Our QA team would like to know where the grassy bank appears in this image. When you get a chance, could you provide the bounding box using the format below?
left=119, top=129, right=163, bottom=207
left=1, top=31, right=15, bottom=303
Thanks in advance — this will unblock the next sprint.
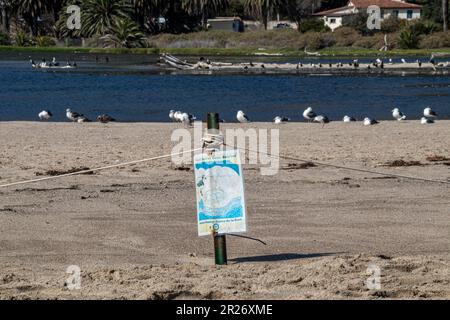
left=3, top=45, right=450, bottom=58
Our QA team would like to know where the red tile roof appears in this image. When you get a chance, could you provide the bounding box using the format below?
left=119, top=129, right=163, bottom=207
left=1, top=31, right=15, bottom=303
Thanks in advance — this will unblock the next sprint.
left=350, top=0, right=422, bottom=9
left=314, top=0, right=421, bottom=16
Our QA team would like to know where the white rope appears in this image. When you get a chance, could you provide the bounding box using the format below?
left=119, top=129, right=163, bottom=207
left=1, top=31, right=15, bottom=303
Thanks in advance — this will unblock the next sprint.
left=227, top=144, right=450, bottom=186
left=0, top=148, right=203, bottom=189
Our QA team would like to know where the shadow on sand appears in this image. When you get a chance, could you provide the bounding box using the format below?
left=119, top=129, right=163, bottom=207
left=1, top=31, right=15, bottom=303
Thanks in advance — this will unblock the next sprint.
left=231, top=252, right=341, bottom=263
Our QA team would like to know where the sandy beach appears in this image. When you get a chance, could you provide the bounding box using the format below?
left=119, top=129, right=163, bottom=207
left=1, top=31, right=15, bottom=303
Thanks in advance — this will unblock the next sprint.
left=0, top=121, right=449, bottom=299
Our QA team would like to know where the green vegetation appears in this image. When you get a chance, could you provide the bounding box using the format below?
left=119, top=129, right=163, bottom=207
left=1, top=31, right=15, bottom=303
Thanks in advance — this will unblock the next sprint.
left=0, top=0, right=449, bottom=53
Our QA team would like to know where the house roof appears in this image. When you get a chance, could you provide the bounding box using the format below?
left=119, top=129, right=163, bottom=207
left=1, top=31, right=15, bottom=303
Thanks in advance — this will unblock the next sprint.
left=314, top=0, right=421, bottom=16
left=350, top=0, right=422, bottom=9
left=312, top=6, right=355, bottom=16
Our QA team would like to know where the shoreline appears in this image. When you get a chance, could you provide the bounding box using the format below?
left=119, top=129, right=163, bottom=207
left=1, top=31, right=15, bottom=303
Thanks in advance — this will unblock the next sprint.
left=3, top=45, right=450, bottom=58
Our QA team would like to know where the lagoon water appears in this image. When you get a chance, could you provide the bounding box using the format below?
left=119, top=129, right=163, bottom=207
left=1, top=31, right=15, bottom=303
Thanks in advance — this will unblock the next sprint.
left=0, top=54, right=449, bottom=122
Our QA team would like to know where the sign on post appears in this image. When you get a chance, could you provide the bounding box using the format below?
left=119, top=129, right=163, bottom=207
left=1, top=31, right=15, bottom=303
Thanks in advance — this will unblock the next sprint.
left=194, top=149, right=246, bottom=236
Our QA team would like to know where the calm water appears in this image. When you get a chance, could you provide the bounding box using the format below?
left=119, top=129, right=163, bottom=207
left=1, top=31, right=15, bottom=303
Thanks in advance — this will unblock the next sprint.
left=1, top=54, right=450, bottom=122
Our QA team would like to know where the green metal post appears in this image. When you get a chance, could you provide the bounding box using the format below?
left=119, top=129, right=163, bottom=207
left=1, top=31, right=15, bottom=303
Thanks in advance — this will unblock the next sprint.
left=207, top=113, right=227, bottom=265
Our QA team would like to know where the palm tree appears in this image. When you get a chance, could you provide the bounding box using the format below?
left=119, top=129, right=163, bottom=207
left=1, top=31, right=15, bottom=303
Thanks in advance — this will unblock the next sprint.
left=182, top=0, right=230, bottom=29
left=0, top=0, right=13, bottom=33
left=244, top=0, right=282, bottom=30
left=443, top=0, right=448, bottom=31
left=131, top=0, right=167, bottom=28
left=14, top=0, right=50, bottom=36
left=82, top=0, right=132, bottom=37
left=101, top=18, right=146, bottom=47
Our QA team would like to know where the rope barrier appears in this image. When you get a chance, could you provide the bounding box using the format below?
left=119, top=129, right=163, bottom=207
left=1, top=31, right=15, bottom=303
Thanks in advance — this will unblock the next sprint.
left=0, top=148, right=203, bottom=189
left=225, top=144, right=450, bottom=186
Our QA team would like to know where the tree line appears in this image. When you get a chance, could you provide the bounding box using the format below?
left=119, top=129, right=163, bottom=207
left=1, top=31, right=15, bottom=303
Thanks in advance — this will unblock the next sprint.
left=0, top=0, right=449, bottom=48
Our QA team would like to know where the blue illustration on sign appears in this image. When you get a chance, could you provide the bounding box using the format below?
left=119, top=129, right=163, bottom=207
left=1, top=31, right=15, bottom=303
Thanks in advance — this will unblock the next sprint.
left=194, top=150, right=246, bottom=236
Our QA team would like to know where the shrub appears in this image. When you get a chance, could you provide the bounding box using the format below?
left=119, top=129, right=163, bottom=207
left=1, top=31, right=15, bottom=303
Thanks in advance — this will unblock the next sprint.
left=0, top=32, right=10, bottom=45
left=409, top=20, right=441, bottom=35
left=419, top=32, right=450, bottom=49
left=398, top=28, right=420, bottom=49
left=333, top=27, right=361, bottom=46
left=15, top=31, right=29, bottom=47
left=298, top=19, right=330, bottom=33
left=380, top=17, right=402, bottom=33
left=35, top=36, right=56, bottom=47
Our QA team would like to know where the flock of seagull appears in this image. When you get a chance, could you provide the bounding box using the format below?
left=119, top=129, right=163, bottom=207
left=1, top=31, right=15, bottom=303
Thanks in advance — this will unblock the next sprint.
left=38, top=106, right=438, bottom=125
left=236, top=106, right=438, bottom=126
left=38, top=109, right=116, bottom=123
left=168, top=106, right=438, bottom=126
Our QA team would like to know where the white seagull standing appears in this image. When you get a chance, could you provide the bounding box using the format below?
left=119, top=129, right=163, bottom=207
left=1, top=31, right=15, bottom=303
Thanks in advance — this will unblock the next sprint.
left=302, top=107, right=317, bottom=122
left=38, top=110, right=52, bottom=120
left=421, top=117, right=434, bottom=124
left=363, top=117, right=379, bottom=126
left=169, top=110, right=176, bottom=122
left=343, top=115, right=356, bottom=122
left=180, top=112, right=196, bottom=126
left=313, top=115, right=330, bottom=126
left=392, top=108, right=406, bottom=121
left=424, top=107, right=437, bottom=118
left=273, top=116, right=290, bottom=124
left=236, top=110, right=250, bottom=123
left=66, top=108, right=81, bottom=122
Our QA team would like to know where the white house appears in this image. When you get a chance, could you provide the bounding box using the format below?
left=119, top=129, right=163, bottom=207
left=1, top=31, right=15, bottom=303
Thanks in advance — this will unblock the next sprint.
left=313, top=0, right=422, bottom=31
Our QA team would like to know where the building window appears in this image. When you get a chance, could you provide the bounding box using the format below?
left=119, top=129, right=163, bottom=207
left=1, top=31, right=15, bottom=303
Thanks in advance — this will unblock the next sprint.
left=380, top=10, right=385, bottom=19
left=330, top=18, right=336, bottom=24
left=407, top=10, right=413, bottom=19
left=393, top=10, right=399, bottom=18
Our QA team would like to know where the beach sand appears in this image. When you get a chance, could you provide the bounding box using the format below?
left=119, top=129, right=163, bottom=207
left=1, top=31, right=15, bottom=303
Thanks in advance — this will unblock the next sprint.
left=0, top=121, right=449, bottom=299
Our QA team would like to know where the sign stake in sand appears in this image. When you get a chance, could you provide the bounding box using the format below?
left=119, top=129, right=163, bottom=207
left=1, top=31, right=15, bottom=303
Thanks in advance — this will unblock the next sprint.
left=208, top=113, right=227, bottom=265
left=194, top=113, right=247, bottom=265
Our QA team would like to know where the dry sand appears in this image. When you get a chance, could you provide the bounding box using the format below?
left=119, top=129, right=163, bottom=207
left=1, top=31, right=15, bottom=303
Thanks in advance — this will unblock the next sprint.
left=0, top=121, right=449, bottom=300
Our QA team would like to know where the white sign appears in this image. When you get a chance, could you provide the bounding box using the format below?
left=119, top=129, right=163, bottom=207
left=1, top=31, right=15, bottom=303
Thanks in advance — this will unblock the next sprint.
left=194, top=149, right=246, bottom=236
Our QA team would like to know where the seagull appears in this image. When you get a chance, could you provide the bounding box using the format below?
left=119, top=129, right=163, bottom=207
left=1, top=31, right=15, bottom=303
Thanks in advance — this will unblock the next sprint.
left=169, top=110, right=176, bottom=122
left=421, top=117, right=434, bottom=124
left=343, top=115, right=356, bottom=122
left=77, top=116, right=91, bottom=123
left=401, top=58, right=407, bottom=64
left=313, top=115, right=330, bottom=126
left=424, top=107, right=437, bottom=118
left=97, top=114, right=116, bottom=123
left=66, top=108, right=81, bottom=122
left=236, top=110, right=250, bottom=123
left=392, top=108, right=406, bottom=121
left=38, top=110, right=52, bottom=120
left=173, top=111, right=183, bottom=122
left=273, top=116, right=290, bottom=124
left=51, top=57, right=59, bottom=66
left=302, top=107, right=317, bottom=122
left=180, top=112, right=195, bottom=126
left=363, top=117, right=379, bottom=126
